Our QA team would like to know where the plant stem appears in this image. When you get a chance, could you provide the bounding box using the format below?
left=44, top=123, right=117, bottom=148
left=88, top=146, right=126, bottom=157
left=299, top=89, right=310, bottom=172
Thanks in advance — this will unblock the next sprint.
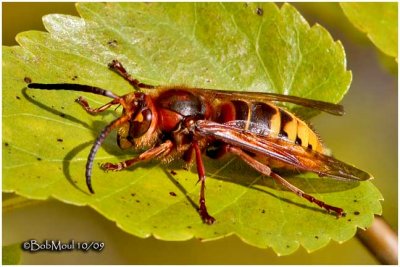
left=357, top=216, right=398, bottom=265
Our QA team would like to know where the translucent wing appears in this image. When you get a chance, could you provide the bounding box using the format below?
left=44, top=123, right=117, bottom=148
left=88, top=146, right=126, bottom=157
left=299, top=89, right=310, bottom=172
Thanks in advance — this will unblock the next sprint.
left=195, top=120, right=371, bottom=181
left=191, top=88, right=344, bottom=116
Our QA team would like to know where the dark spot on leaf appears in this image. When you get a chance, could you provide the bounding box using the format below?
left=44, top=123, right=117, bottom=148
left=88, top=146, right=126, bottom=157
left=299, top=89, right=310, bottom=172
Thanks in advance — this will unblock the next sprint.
left=4, top=142, right=9, bottom=147
left=261, top=209, right=265, bottom=214
left=353, top=199, right=358, bottom=202
left=256, top=7, right=263, bottom=16
left=16, top=95, right=21, bottom=100
left=354, top=211, right=360, bottom=215
left=36, top=176, right=41, bottom=179
left=126, top=214, right=130, bottom=218
left=131, top=193, right=136, bottom=197
left=170, top=170, right=177, bottom=175
left=24, top=77, right=32, bottom=83
left=72, top=75, right=78, bottom=81
left=348, top=219, right=352, bottom=222
left=31, top=95, right=35, bottom=98
left=61, top=106, right=65, bottom=110
left=169, top=192, right=177, bottom=197
left=286, top=245, right=290, bottom=248
left=60, top=113, right=66, bottom=118
left=62, top=147, right=65, bottom=150
left=107, top=39, right=118, bottom=47
left=315, top=236, right=319, bottom=239
left=37, top=157, right=42, bottom=161
left=135, top=199, right=141, bottom=203
left=147, top=202, right=150, bottom=206
left=57, top=138, right=63, bottom=143
left=187, top=226, right=192, bottom=229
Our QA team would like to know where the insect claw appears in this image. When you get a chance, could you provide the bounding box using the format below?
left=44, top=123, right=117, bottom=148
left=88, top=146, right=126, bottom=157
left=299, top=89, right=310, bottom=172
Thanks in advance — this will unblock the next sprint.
left=100, top=163, right=109, bottom=171
left=101, top=162, right=124, bottom=172
left=199, top=204, right=216, bottom=224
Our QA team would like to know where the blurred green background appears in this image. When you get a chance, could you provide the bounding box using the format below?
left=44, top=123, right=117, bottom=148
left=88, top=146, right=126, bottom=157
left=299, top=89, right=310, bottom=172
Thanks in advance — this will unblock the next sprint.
left=3, top=2, right=397, bottom=264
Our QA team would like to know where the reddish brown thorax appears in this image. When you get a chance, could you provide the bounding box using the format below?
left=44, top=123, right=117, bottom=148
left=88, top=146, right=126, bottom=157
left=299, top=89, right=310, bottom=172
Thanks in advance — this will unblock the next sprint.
left=153, top=88, right=213, bottom=132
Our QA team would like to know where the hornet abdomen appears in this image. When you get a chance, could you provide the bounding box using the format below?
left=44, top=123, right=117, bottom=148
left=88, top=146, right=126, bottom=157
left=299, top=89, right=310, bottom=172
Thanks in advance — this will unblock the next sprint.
left=216, top=100, right=324, bottom=153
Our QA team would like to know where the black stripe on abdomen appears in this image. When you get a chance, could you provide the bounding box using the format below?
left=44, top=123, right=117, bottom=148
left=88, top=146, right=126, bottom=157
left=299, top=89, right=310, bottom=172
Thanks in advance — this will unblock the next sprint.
left=279, top=109, right=293, bottom=138
left=250, top=102, right=277, bottom=130
left=231, top=100, right=249, bottom=121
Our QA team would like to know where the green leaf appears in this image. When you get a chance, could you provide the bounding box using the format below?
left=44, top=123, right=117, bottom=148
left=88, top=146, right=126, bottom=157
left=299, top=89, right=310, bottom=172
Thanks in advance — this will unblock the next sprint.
left=340, top=3, right=398, bottom=60
left=3, top=3, right=382, bottom=255
left=2, top=244, right=22, bottom=265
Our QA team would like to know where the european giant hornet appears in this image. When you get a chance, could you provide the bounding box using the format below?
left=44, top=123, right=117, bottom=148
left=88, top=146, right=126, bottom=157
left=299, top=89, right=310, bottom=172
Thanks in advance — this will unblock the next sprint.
left=28, top=60, right=371, bottom=224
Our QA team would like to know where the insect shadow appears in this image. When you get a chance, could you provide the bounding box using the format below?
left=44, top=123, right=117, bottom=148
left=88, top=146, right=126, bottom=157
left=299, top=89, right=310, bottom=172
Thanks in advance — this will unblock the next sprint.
left=163, top=168, right=199, bottom=212
left=22, top=87, right=90, bottom=128
left=22, top=87, right=119, bottom=130
left=62, top=141, right=93, bottom=195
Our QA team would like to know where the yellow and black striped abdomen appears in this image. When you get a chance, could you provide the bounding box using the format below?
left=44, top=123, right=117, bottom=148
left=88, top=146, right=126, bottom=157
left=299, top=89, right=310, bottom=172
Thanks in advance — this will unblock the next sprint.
left=277, top=108, right=323, bottom=153
left=216, top=100, right=324, bottom=153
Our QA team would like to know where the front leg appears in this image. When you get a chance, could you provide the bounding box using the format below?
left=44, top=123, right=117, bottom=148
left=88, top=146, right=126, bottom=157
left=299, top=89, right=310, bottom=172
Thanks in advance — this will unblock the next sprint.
left=108, top=60, right=155, bottom=90
left=101, top=140, right=173, bottom=171
left=75, top=97, right=121, bottom=115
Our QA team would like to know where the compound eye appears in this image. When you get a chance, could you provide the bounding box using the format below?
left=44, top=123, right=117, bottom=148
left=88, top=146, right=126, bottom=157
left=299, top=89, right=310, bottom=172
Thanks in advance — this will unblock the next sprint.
left=130, top=108, right=152, bottom=138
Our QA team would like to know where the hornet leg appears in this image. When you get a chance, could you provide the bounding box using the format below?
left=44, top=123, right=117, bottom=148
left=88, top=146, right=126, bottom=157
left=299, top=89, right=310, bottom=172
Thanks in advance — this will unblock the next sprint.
left=101, top=140, right=173, bottom=171
left=192, top=140, right=216, bottom=224
left=228, top=146, right=344, bottom=217
left=75, top=97, right=121, bottom=115
left=108, top=60, right=155, bottom=90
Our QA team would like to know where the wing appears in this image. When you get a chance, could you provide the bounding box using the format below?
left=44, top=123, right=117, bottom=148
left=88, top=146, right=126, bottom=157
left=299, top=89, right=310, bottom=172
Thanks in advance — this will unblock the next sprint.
left=195, top=120, right=371, bottom=181
left=192, top=88, right=344, bottom=116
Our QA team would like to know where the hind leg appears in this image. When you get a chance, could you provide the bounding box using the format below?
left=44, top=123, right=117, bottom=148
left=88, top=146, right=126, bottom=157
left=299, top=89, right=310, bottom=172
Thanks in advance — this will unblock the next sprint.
left=227, top=146, right=344, bottom=217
